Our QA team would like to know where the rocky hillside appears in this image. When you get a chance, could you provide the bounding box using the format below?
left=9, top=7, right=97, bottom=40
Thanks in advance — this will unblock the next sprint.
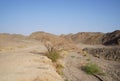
left=102, top=30, right=120, bottom=45
left=62, top=30, right=120, bottom=46
left=29, top=31, right=77, bottom=50
left=62, top=32, right=104, bottom=45
left=83, top=47, right=120, bottom=62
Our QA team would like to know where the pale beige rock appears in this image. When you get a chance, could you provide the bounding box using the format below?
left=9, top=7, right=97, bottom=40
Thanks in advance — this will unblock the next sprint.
left=0, top=52, right=63, bottom=81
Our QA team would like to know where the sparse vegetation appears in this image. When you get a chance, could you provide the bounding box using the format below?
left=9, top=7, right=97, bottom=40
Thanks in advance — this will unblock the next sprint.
left=47, top=51, right=61, bottom=62
left=56, top=63, right=64, bottom=69
left=56, top=63, right=64, bottom=75
left=56, top=69, right=64, bottom=75
left=82, top=63, right=102, bottom=75
left=44, top=41, right=61, bottom=62
left=71, top=56, right=75, bottom=58
left=43, top=41, right=64, bottom=75
left=86, top=58, right=91, bottom=61
left=82, top=63, right=105, bottom=81
left=55, top=62, right=64, bottom=75
left=65, top=79, right=69, bottom=81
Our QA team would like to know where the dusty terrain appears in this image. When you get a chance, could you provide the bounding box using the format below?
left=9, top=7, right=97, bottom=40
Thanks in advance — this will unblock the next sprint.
left=0, top=34, right=63, bottom=81
left=0, top=30, right=120, bottom=81
left=62, top=46, right=120, bottom=81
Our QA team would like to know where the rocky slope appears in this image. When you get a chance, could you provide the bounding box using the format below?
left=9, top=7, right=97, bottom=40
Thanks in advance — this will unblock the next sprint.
left=62, top=52, right=120, bottom=81
left=102, top=30, right=120, bottom=45
left=62, top=32, right=104, bottom=45
left=83, top=47, right=120, bottom=62
left=29, top=31, right=77, bottom=50
left=62, top=30, right=120, bottom=46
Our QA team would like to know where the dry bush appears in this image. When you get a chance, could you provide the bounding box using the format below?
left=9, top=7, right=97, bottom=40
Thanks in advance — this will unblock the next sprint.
left=44, top=41, right=61, bottom=62
left=56, top=63, right=64, bottom=75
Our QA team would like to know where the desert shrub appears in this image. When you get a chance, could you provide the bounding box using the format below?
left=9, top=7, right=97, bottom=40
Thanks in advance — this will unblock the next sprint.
left=47, top=51, right=61, bottom=62
left=82, top=63, right=101, bottom=75
left=44, top=41, right=61, bottom=62
left=56, top=63, right=64, bottom=69
left=56, top=67, right=64, bottom=75
left=44, top=41, right=64, bottom=75
left=55, top=63, right=64, bottom=75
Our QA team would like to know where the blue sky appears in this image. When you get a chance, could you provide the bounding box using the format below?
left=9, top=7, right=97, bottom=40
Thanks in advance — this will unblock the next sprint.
left=0, top=0, right=120, bottom=35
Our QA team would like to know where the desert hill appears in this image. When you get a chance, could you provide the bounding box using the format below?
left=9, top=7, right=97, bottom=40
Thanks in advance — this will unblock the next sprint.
left=1, top=30, right=119, bottom=47
left=62, top=32, right=104, bottom=45
left=29, top=31, right=77, bottom=50
left=62, top=30, right=120, bottom=45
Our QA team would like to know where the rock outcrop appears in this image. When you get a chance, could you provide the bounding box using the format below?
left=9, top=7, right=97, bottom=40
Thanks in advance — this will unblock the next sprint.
left=102, top=30, right=120, bottom=45
left=83, top=47, right=120, bottom=61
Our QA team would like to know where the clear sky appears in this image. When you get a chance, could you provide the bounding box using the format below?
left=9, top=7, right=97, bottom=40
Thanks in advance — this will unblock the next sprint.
left=0, top=0, right=120, bottom=35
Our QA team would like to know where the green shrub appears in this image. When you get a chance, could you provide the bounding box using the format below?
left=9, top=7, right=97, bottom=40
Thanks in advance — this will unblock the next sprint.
left=47, top=51, right=61, bottom=62
left=82, top=63, right=101, bottom=75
